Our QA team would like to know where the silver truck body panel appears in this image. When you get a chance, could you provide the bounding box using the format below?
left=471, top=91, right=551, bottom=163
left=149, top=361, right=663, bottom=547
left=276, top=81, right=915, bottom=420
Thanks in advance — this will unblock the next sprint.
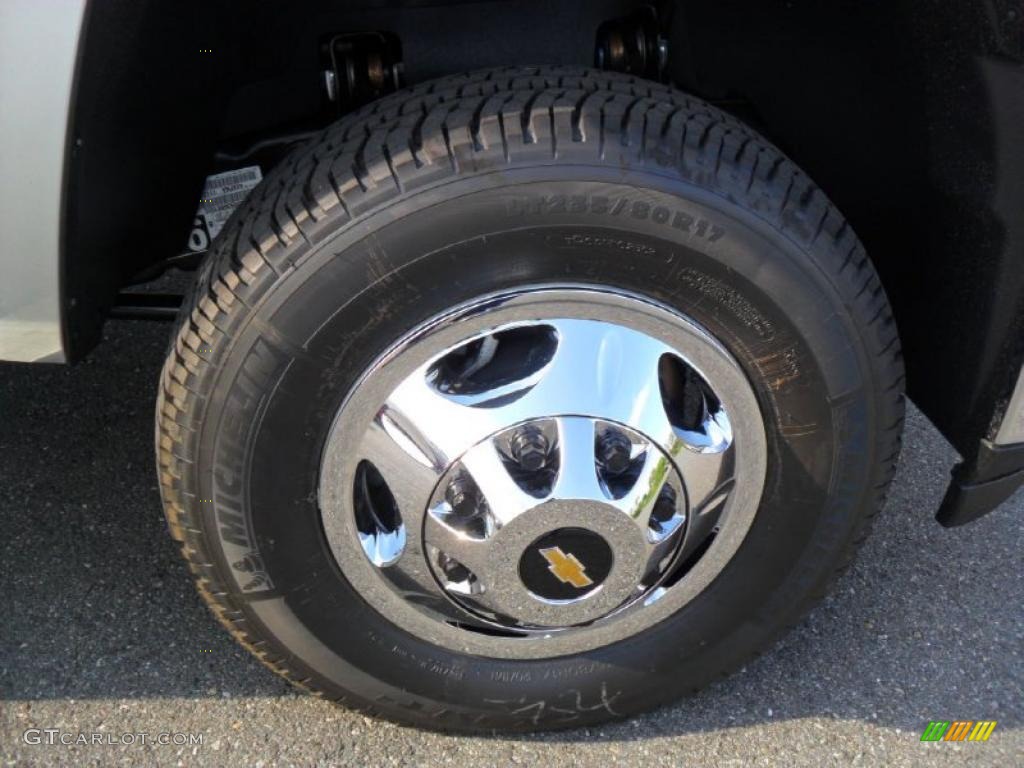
left=0, top=0, right=88, bottom=363
left=996, top=367, right=1024, bottom=446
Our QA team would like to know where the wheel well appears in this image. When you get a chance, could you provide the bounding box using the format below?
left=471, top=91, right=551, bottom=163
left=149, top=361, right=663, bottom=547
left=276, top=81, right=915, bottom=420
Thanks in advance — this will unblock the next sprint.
left=64, top=0, right=1024, bottom=458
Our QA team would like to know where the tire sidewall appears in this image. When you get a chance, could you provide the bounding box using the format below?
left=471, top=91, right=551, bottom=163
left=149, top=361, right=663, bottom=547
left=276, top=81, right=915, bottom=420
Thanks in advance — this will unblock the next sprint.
left=195, top=169, right=878, bottom=728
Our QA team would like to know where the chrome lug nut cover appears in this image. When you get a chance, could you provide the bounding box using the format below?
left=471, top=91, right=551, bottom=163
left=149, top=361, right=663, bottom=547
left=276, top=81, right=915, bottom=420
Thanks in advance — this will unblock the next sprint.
left=509, top=426, right=551, bottom=471
left=598, top=430, right=633, bottom=475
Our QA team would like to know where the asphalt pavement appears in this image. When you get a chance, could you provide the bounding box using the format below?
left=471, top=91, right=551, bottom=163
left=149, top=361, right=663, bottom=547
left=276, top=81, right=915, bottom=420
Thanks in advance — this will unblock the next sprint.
left=1, top=317, right=1021, bottom=767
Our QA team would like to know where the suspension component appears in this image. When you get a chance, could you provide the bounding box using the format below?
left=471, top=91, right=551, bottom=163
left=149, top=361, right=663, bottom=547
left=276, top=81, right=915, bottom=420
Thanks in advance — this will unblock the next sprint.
left=594, top=6, right=668, bottom=81
left=321, top=31, right=403, bottom=114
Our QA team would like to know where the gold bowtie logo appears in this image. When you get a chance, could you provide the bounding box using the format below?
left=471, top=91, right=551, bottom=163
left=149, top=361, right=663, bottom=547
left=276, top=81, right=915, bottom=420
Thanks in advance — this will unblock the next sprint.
left=539, top=547, right=593, bottom=588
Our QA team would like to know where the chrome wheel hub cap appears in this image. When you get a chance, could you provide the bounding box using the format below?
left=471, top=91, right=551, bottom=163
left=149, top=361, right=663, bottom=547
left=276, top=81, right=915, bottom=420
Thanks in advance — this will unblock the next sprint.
left=425, top=416, right=688, bottom=628
left=320, top=286, right=766, bottom=658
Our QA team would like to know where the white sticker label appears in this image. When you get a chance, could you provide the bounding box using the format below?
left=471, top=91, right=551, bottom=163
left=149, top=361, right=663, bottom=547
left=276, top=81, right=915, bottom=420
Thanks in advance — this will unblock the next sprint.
left=186, top=166, right=263, bottom=252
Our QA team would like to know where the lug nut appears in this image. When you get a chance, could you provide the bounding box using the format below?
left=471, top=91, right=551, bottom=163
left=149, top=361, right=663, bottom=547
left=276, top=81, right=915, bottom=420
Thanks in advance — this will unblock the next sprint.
left=599, top=431, right=633, bottom=474
left=510, top=427, right=549, bottom=471
left=445, top=477, right=477, bottom=517
left=652, top=486, right=677, bottom=523
left=440, top=553, right=471, bottom=582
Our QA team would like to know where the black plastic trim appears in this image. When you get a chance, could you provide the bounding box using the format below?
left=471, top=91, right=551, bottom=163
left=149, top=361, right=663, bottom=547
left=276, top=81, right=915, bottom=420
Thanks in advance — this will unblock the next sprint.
left=936, top=440, right=1024, bottom=527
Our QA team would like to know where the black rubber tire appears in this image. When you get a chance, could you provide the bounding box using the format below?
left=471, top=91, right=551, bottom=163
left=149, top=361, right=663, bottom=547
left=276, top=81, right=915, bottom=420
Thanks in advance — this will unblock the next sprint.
left=156, top=66, right=904, bottom=732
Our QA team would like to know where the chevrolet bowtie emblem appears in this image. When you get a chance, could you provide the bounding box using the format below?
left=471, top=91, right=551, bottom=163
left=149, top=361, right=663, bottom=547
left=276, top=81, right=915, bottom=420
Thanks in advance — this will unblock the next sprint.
left=539, top=546, right=594, bottom=588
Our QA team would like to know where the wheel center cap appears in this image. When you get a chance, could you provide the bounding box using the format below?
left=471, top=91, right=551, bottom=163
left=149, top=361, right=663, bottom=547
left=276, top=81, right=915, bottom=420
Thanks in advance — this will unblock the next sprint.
left=422, top=416, right=691, bottom=628
left=519, top=528, right=614, bottom=601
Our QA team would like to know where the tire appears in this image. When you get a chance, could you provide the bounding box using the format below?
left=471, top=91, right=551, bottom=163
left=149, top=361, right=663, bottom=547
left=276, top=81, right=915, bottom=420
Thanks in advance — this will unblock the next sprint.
left=156, top=66, right=904, bottom=732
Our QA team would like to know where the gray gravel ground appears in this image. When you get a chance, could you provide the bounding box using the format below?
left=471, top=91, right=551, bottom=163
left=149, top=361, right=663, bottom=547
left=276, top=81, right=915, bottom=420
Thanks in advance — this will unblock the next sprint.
left=1, top=317, right=1021, bottom=768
